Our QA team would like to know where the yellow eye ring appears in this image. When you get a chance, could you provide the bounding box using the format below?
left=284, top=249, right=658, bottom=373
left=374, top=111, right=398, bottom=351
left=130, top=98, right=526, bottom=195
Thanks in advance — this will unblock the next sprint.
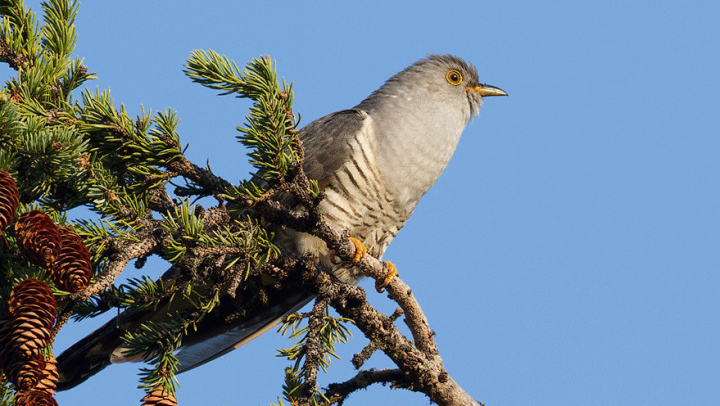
left=446, top=70, right=463, bottom=85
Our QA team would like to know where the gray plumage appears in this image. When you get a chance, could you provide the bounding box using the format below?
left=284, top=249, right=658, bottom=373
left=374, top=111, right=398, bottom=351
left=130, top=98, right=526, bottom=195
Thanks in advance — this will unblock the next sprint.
left=56, top=54, right=506, bottom=389
left=282, top=54, right=503, bottom=283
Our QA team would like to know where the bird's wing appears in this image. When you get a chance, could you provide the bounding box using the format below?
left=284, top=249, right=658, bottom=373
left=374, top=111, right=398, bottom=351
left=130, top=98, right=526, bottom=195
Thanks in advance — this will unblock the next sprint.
left=299, top=109, right=369, bottom=187
left=174, top=292, right=313, bottom=373
left=172, top=110, right=370, bottom=372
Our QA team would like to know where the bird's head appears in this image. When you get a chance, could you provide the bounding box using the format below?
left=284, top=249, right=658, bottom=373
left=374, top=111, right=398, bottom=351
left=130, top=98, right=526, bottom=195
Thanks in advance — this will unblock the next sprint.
left=361, top=54, right=507, bottom=122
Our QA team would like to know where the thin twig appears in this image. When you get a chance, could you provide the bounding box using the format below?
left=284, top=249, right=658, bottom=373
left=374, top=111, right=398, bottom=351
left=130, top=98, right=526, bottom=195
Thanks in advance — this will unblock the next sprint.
left=321, top=369, right=411, bottom=406
left=70, top=236, right=159, bottom=301
left=297, top=297, right=330, bottom=404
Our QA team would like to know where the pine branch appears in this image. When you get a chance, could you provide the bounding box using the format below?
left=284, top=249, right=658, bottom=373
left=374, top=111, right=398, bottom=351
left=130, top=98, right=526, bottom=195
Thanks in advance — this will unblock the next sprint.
left=0, top=2, right=486, bottom=405
left=40, top=0, right=78, bottom=59
left=321, top=369, right=412, bottom=405
left=184, top=51, right=303, bottom=200
left=277, top=298, right=354, bottom=404
left=0, top=0, right=40, bottom=70
left=257, top=174, right=480, bottom=405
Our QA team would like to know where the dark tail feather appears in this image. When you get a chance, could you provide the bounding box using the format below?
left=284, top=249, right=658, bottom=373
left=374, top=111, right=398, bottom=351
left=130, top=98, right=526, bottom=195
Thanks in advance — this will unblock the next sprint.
left=56, top=318, right=124, bottom=391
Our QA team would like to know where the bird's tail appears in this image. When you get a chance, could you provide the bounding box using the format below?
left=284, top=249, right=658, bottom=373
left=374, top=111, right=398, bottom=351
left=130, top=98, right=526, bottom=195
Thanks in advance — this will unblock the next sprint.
left=55, top=318, right=125, bottom=391
left=55, top=286, right=314, bottom=390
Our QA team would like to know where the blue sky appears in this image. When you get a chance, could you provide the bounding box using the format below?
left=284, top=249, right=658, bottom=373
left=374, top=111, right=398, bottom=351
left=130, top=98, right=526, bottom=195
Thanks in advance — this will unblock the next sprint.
left=8, top=0, right=717, bottom=405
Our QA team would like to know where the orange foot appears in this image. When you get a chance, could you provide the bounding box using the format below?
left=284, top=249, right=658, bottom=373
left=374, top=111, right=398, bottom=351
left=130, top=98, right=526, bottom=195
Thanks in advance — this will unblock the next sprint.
left=329, top=237, right=367, bottom=265
left=375, top=261, right=398, bottom=293
left=348, top=237, right=366, bottom=264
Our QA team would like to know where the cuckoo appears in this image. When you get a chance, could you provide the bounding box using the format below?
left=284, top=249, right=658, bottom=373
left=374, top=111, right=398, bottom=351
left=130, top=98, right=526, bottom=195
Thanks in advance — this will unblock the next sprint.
left=56, top=54, right=507, bottom=389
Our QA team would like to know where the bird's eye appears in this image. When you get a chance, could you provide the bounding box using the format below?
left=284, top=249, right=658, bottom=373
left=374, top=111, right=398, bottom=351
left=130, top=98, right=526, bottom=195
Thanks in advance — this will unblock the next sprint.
left=446, top=70, right=463, bottom=86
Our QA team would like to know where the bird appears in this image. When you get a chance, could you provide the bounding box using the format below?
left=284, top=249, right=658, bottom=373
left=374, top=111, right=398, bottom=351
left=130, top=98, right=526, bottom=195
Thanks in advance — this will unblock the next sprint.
left=56, top=54, right=506, bottom=390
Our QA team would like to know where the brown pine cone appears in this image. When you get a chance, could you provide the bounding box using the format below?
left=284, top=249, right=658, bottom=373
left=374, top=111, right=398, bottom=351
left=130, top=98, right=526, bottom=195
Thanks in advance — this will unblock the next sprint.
left=15, top=389, right=58, bottom=406
left=53, top=226, right=92, bottom=292
left=2, top=279, right=57, bottom=359
left=141, top=386, right=178, bottom=406
left=57, top=225, right=83, bottom=245
left=5, top=355, right=45, bottom=390
left=9, top=299, right=57, bottom=330
left=34, top=356, right=59, bottom=394
left=0, top=170, right=19, bottom=230
left=14, top=211, right=62, bottom=269
left=8, top=278, right=57, bottom=327
left=6, top=316, right=54, bottom=359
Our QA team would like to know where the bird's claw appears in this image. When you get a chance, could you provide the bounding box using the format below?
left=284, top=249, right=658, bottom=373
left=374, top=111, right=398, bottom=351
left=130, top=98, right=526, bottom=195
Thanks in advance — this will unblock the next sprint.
left=329, top=237, right=366, bottom=265
left=375, top=261, right=398, bottom=293
left=348, top=237, right=366, bottom=264
left=331, top=237, right=395, bottom=293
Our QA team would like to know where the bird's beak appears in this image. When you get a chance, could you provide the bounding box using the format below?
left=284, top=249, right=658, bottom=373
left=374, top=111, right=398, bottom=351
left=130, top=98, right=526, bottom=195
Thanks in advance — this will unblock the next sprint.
left=467, top=84, right=508, bottom=97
